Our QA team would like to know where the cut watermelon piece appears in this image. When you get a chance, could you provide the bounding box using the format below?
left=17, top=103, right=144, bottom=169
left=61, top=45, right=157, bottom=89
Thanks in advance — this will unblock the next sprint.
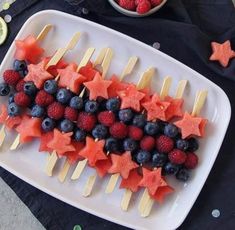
left=84, top=73, right=112, bottom=100
left=79, top=137, right=107, bottom=167
left=16, top=117, right=42, bottom=144
left=199, top=118, right=208, bottom=137
left=107, top=75, right=129, bottom=98
left=138, top=168, right=167, bottom=196
left=119, top=169, right=142, bottom=192
left=108, top=151, right=138, bottom=179
left=118, top=84, right=145, bottom=112
left=24, top=60, right=54, bottom=89
left=47, top=129, right=75, bottom=155
left=0, top=104, right=7, bottom=124
left=43, top=56, right=68, bottom=76
left=94, top=157, right=112, bottom=178
left=165, top=96, right=184, bottom=121
left=142, top=94, right=170, bottom=121
left=5, top=116, right=22, bottom=130
left=65, top=141, right=85, bottom=164
left=79, top=63, right=99, bottom=82
left=150, top=185, right=174, bottom=203
left=39, top=131, right=54, bottom=152
left=14, top=35, right=44, bottom=64
left=140, top=87, right=151, bottom=104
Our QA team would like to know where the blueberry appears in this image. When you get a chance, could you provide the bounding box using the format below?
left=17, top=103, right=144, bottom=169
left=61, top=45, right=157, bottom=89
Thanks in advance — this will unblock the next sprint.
left=187, top=138, right=199, bottom=152
left=132, top=114, right=146, bottom=128
left=144, top=122, right=159, bottom=136
left=106, top=97, right=120, bottom=112
left=31, top=105, right=45, bottom=118
left=123, top=138, right=138, bottom=152
left=92, top=124, right=107, bottom=139
left=136, top=150, right=151, bottom=164
left=85, top=100, right=99, bottom=113
left=18, top=69, right=28, bottom=78
left=59, top=119, right=74, bottom=133
left=74, top=128, right=86, bottom=141
left=176, top=139, right=189, bottom=151
left=24, top=81, right=37, bottom=96
left=152, top=151, right=168, bottom=168
left=56, top=88, right=72, bottom=104
left=44, top=80, right=58, bottom=94
left=176, top=168, right=190, bottom=182
left=105, top=138, right=120, bottom=153
left=41, top=117, right=55, bottom=132
left=8, top=94, right=14, bottom=104
left=70, top=96, right=83, bottom=110
left=13, top=60, right=27, bottom=71
left=8, top=103, right=20, bottom=116
left=164, top=124, right=179, bottom=138
left=0, top=83, right=10, bottom=96
left=118, top=109, right=134, bottom=123
left=164, top=162, right=180, bottom=175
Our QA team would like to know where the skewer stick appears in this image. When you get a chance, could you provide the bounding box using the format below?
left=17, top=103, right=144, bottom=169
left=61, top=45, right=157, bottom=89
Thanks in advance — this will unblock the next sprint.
left=120, top=56, right=138, bottom=81
left=120, top=189, right=133, bottom=211
left=160, top=76, right=172, bottom=100
left=83, top=174, right=97, bottom=197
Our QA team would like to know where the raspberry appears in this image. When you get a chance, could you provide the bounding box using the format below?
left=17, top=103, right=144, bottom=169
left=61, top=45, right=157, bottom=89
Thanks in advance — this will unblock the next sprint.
left=47, top=102, right=65, bottom=120
left=77, top=111, right=97, bottom=132
left=140, top=136, right=155, bottom=151
left=119, top=0, right=136, bottom=10
left=109, top=122, right=128, bottom=139
left=64, top=106, right=78, bottom=121
left=184, top=152, right=198, bottom=169
left=150, top=0, right=162, bottom=7
left=156, top=135, right=174, bottom=153
left=35, top=90, right=54, bottom=107
left=15, top=79, right=25, bottom=92
left=98, top=111, right=115, bottom=127
left=168, top=149, right=187, bottom=165
left=3, top=70, right=21, bottom=86
left=14, top=92, right=31, bottom=107
left=136, top=0, right=151, bottom=14
left=128, top=125, right=143, bottom=140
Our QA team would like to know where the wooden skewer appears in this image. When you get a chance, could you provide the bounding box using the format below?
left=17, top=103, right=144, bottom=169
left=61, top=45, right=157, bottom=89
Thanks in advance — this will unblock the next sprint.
left=9, top=32, right=82, bottom=151
left=0, top=25, right=54, bottom=148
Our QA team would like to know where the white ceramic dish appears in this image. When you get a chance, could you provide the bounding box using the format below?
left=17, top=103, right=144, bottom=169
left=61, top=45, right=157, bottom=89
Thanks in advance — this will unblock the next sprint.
left=0, top=10, right=231, bottom=230
left=108, top=0, right=167, bottom=17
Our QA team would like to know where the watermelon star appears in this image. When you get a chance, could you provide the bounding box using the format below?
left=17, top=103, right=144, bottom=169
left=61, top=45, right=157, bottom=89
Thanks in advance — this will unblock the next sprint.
left=14, top=35, right=44, bottom=64
left=165, top=96, right=184, bottom=121
left=79, top=63, right=99, bottom=82
left=119, top=169, right=142, bottom=192
left=43, top=56, right=68, bottom=76
left=174, top=112, right=202, bottom=139
left=0, top=104, right=7, bottom=124
left=209, top=40, right=235, bottom=67
left=24, top=60, right=54, bottom=89
left=39, top=131, right=54, bottom=152
left=65, top=141, right=85, bottom=164
left=142, top=94, right=170, bottom=121
left=84, top=73, right=112, bottom=100
left=47, top=129, right=75, bottom=155
left=79, top=137, right=107, bottom=167
left=94, top=157, right=112, bottom=178
left=150, top=185, right=174, bottom=203
left=138, top=168, right=167, bottom=196
left=117, top=84, right=145, bottom=112
left=108, top=151, right=139, bottom=179
left=108, top=75, right=129, bottom=98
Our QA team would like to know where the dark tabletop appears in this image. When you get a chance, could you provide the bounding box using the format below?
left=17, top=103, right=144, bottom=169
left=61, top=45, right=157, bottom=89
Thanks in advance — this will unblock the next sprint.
left=0, top=0, right=235, bottom=230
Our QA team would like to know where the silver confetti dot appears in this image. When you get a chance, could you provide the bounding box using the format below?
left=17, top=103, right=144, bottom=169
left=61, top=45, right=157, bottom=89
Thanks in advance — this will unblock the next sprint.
left=212, top=209, right=220, bottom=218
left=82, top=8, right=89, bottom=15
left=4, top=14, right=12, bottom=23
left=153, top=42, right=160, bottom=50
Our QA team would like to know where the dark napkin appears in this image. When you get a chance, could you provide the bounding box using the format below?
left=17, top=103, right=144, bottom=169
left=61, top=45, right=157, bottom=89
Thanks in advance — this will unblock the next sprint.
left=0, top=0, right=235, bottom=230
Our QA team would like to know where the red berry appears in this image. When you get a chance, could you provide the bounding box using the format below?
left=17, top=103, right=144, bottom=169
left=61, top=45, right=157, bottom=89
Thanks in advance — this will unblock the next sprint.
left=64, top=107, right=78, bottom=121
left=184, top=152, right=198, bottom=169
left=3, top=70, right=21, bottom=86
left=128, top=125, right=143, bottom=140
left=35, top=90, right=54, bottom=107
left=150, top=0, right=162, bottom=7
left=110, top=122, right=128, bottom=139
left=14, top=92, right=31, bottom=107
left=136, top=0, right=151, bottom=14
left=156, top=135, right=174, bottom=153
left=140, top=136, right=155, bottom=151
left=77, top=111, right=97, bottom=132
left=168, top=149, right=187, bottom=164
left=47, top=102, right=65, bottom=120
left=98, top=111, right=116, bottom=127
left=15, top=79, right=25, bottom=92
left=119, top=0, right=136, bottom=10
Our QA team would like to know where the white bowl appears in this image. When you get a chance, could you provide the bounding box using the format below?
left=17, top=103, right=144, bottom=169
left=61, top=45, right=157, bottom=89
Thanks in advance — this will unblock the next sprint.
left=108, top=0, right=167, bottom=17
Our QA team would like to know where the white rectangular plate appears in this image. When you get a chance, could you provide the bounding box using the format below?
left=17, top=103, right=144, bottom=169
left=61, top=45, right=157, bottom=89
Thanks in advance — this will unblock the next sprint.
left=0, top=10, right=231, bottom=230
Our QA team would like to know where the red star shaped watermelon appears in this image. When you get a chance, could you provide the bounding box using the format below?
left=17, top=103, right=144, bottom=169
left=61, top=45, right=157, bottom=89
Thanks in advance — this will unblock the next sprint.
left=0, top=104, right=7, bottom=124
left=39, top=131, right=54, bottom=152
left=107, top=75, right=129, bottom=98
left=65, top=141, right=85, bottom=164
left=94, top=157, right=112, bottom=178
left=150, top=185, right=174, bottom=203
left=43, top=56, right=68, bottom=76
left=165, top=96, right=184, bottom=120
